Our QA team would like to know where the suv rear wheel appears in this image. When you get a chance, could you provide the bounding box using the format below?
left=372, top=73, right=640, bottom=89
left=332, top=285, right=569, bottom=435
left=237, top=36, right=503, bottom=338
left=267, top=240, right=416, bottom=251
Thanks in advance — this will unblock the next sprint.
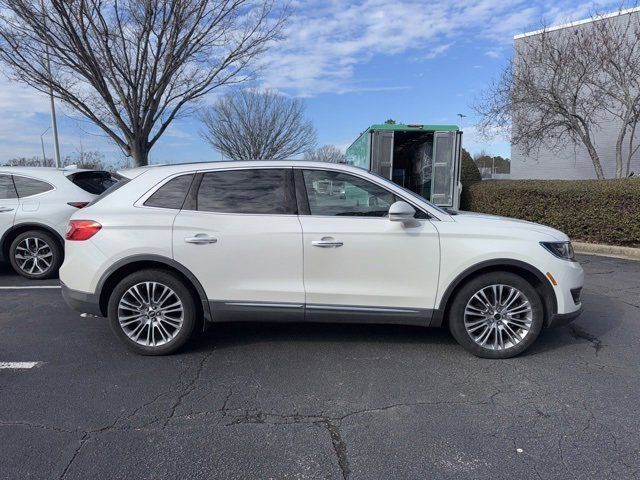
left=9, top=230, right=62, bottom=280
left=107, top=269, right=198, bottom=355
left=448, top=272, right=544, bottom=359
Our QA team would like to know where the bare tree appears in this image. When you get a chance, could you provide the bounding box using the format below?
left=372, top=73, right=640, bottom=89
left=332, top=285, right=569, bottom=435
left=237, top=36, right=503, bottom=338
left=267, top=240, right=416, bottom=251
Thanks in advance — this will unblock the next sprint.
left=589, top=11, right=640, bottom=177
left=474, top=25, right=607, bottom=179
left=0, top=0, right=286, bottom=166
left=304, top=145, right=345, bottom=163
left=200, top=89, right=317, bottom=160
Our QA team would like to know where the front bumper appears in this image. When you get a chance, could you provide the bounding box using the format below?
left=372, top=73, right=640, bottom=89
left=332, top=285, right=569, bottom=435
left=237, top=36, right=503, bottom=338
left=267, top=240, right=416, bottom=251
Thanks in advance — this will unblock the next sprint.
left=547, top=305, right=583, bottom=328
left=61, top=282, right=103, bottom=317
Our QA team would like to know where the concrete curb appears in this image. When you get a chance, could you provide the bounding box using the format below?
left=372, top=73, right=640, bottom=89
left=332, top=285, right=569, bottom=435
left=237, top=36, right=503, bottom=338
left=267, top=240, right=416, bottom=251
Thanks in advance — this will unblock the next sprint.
left=573, top=242, right=640, bottom=261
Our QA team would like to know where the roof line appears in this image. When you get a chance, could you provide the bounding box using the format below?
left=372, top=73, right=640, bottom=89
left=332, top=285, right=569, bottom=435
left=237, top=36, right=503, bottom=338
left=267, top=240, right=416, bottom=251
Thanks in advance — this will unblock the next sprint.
left=514, top=6, right=640, bottom=39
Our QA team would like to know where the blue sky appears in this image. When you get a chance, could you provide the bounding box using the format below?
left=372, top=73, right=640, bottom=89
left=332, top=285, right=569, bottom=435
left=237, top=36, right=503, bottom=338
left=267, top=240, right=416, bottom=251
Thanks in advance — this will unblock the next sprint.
left=0, top=0, right=625, bottom=166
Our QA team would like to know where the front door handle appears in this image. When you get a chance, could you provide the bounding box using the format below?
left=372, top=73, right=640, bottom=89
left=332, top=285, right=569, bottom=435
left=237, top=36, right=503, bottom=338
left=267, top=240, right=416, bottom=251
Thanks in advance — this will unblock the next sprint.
left=312, top=237, right=343, bottom=248
left=0, top=207, right=14, bottom=213
left=185, top=234, right=218, bottom=245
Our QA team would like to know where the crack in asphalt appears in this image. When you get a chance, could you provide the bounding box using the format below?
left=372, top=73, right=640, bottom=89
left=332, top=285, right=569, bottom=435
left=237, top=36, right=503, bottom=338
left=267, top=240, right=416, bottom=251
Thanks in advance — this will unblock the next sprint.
left=321, top=419, right=351, bottom=480
left=162, top=350, right=216, bottom=429
left=567, top=325, right=604, bottom=355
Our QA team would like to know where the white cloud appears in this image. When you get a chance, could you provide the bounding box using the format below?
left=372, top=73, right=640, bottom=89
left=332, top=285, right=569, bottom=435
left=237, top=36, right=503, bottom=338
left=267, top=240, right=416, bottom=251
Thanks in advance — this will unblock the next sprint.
left=485, top=49, right=501, bottom=58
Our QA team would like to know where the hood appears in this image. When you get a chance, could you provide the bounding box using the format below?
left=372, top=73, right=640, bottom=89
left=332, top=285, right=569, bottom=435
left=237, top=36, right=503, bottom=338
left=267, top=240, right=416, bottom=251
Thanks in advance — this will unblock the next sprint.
left=452, top=210, right=569, bottom=242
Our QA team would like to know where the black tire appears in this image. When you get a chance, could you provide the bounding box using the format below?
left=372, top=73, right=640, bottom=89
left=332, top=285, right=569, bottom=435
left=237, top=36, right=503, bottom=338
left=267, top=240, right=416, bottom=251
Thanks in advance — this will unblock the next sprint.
left=9, top=230, right=63, bottom=280
left=448, top=272, right=544, bottom=359
left=107, top=269, right=198, bottom=355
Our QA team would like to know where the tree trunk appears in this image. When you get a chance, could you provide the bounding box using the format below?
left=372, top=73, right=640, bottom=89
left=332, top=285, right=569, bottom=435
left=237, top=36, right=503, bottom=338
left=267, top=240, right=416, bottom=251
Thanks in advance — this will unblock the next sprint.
left=129, top=140, right=149, bottom=167
left=581, top=134, right=605, bottom=179
left=615, top=128, right=625, bottom=179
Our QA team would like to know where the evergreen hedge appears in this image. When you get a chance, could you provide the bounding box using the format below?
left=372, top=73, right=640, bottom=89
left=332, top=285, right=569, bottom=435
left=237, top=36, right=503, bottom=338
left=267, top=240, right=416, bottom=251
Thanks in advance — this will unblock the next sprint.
left=461, top=179, right=640, bottom=247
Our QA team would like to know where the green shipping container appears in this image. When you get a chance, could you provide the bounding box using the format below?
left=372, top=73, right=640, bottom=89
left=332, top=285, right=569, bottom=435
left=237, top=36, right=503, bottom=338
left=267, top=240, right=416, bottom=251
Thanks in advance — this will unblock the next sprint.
left=345, top=124, right=463, bottom=208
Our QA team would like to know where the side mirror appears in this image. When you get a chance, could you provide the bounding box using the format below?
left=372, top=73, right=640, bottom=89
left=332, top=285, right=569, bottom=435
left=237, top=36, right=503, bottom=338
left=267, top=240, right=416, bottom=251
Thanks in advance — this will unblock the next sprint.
left=388, top=201, right=416, bottom=222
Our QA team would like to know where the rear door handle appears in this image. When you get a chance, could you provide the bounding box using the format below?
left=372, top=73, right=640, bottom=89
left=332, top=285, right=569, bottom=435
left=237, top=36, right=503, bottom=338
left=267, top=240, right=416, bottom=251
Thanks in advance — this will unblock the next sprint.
left=312, top=237, right=343, bottom=248
left=0, top=207, right=14, bottom=213
left=185, top=234, right=218, bottom=245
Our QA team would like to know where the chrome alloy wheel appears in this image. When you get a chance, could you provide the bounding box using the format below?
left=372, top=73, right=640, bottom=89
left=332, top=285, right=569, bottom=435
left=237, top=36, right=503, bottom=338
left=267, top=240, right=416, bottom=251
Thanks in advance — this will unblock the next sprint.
left=464, top=284, right=533, bottom=350
left=117, top=282, right=184, bottom=347
left=14, top=237, right=53, bottom=275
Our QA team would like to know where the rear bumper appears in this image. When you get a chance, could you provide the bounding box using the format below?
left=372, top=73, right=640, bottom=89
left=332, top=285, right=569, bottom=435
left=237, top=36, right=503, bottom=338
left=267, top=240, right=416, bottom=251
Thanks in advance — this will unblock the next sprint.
left=61, top=282, right=103, bottom=317
left=547, top=305, right=583, bottom=328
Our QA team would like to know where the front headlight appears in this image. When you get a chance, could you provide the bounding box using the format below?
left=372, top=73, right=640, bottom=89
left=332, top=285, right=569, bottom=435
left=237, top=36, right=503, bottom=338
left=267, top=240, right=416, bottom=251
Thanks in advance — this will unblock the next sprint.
left=540, top=241, right=575, bottom=261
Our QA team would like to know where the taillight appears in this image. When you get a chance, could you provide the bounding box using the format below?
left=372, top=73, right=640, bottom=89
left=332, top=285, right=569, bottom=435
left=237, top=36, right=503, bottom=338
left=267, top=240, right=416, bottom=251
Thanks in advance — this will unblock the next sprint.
left=66, top=220, right=102, bottom=241
left=68, top=202, right=90, bottom=209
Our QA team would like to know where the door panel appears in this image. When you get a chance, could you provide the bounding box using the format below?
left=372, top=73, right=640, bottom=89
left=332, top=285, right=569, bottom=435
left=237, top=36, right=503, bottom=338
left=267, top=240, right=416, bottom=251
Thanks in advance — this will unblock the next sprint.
left=297, top=168, right=440, bottom=313
left=173, top=212, right=304, bottom=305
left=299, top=216, right=440, bottom=311
left=172, top=168, right=304, bottom=319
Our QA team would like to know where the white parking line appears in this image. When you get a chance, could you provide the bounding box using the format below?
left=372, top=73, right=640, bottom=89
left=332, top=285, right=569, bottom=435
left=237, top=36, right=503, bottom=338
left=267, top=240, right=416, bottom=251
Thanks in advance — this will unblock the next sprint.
left=0, top=362, right=42, bottom=369
left=0, top=286, right=61, bottom=290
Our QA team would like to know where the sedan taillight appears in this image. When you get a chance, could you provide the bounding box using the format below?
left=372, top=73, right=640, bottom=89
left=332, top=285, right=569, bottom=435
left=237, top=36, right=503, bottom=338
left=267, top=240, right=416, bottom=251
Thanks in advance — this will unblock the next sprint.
left=66, top=220, right=102, bottom=241
left=68, top=201, right=90, bottom=209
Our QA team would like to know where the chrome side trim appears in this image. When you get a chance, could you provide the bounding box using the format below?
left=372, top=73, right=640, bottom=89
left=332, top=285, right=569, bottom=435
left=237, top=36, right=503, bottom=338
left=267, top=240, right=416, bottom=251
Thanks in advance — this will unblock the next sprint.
left=306, top=304, right=422, bottom=314
left=224, top=302, right=304, bottom=309
left=209, top=300, right=433, bottom=327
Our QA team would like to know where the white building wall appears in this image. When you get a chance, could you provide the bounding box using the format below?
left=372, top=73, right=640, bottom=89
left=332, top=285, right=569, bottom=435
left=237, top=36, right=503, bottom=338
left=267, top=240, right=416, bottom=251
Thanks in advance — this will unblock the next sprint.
left=511, top=8, right=640, bottom=180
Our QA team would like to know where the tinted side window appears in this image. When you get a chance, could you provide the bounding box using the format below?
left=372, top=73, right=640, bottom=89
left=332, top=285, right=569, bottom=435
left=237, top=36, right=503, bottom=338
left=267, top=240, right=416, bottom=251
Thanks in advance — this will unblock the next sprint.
left=302, top=170, right=396, bottom=217
left=144, top=174, right=194, bottom=209
left=0, top=175, right=17, bottom=199
left=68, top=171, right=117, bottom=194
left=13, top=176, right=54, bottom=197
left=197, top=169, right=295, bottom=215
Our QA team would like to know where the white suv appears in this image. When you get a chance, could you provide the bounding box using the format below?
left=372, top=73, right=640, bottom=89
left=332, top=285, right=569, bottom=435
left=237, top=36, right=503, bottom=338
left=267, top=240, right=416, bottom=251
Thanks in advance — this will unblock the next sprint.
left=0, top=167, right=116, bottom=279
left=60, top=161, right=584, bottom=358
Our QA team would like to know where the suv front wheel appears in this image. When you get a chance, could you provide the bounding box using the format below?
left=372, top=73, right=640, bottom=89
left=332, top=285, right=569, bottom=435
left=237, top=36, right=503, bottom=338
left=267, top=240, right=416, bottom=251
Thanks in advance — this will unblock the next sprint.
left=448, top=272, right=544, bottom=359
left=107, top=270, right=198, bottom=355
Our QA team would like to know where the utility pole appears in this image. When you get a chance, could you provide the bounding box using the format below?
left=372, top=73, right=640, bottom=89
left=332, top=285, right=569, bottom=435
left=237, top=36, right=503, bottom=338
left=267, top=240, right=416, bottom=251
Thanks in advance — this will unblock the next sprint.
left=41, top=0, right=61, bottom=168
left=40, top=127, right=50, bottom=164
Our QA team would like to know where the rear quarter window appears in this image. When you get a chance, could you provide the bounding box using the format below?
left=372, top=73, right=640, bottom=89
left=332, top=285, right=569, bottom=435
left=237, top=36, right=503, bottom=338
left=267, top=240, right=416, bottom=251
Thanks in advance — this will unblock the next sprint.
left=144, top=174, right=195, bottom=209
left=0, top=174, right=17, bottom=199
left=13, top=175, right=54, bottom=197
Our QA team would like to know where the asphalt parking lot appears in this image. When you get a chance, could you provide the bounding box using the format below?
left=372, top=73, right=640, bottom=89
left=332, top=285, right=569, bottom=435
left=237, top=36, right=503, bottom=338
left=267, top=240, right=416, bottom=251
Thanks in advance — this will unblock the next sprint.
left=1, top=255, right=639, bottom=480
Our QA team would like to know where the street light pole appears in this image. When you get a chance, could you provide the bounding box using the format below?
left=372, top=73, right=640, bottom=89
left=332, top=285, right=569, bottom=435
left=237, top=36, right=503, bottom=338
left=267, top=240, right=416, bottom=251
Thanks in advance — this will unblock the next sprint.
left=41, top=0, right=61, bottom=168
left=40, top=126, right=50, bottom=164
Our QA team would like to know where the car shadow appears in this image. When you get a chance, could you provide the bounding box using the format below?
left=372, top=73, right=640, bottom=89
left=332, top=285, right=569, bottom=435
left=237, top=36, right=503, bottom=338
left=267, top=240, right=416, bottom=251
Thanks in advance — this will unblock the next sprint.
left=183, top=321, right=458, bottom=354
left=0, top=262, right=60, bottom=287
left=181, top=291, right=620, bottom=358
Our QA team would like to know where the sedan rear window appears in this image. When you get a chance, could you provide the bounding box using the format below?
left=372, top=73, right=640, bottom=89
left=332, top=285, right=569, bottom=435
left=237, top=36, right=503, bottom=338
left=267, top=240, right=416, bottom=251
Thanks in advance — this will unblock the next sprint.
left=67, top=171, right=117, bottom=195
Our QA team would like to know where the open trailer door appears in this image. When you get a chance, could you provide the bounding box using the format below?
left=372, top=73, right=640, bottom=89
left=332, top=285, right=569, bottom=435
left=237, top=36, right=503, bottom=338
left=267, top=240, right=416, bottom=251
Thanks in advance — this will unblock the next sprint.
left=431, top=131, right=460, bottom=208
left=370, top=130, right=394, bottom=180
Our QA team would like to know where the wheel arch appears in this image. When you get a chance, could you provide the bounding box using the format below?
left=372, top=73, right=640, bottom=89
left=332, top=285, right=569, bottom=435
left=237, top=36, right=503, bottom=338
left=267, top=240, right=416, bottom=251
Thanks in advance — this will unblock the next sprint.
left=431, top=259, right=557, bottom=328
left=97, top=255, right=212, bottom=327
left=1, top=222, right=65, bottom=262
